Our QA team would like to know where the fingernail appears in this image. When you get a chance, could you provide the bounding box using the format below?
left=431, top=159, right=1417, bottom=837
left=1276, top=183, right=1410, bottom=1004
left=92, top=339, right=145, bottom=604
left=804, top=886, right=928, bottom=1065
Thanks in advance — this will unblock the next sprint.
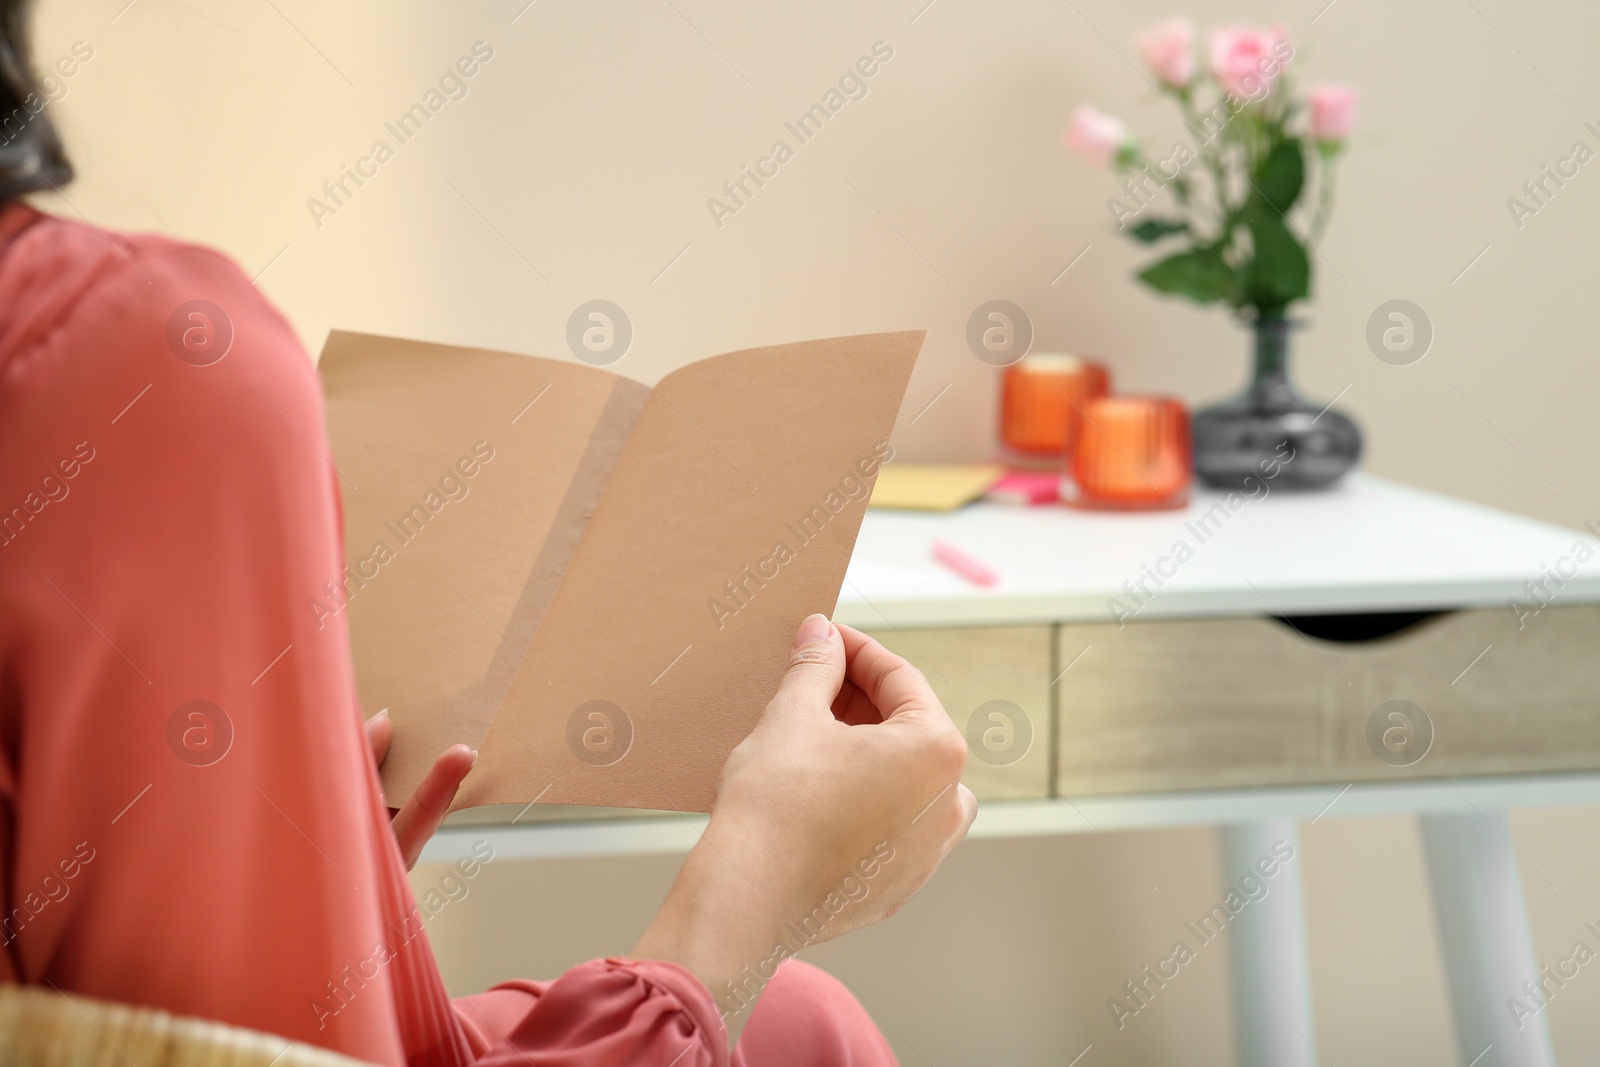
left=793, top=613, right=831, bottom=648
left=373, top=709, right=390, bottom=721
left=470, top=749, right=479, bottom=761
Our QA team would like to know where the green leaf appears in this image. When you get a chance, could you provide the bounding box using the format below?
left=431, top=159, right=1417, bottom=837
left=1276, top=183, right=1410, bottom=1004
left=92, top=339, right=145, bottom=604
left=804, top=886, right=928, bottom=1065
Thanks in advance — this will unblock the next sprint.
left=1126, top=218, right=1189, bottom=243
left=1252, top=139, right=1305, bottom=215
left=1138, top=245, right=1237, bottom=306
left=1243, top=212, right=1310, bottom=315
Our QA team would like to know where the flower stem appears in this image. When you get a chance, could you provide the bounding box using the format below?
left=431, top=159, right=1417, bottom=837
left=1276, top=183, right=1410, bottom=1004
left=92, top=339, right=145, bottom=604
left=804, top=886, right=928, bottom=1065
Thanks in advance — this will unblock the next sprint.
left=1309, top=145, right=1340, bottom=245
left=1179, top=95, right=1235, bottom=239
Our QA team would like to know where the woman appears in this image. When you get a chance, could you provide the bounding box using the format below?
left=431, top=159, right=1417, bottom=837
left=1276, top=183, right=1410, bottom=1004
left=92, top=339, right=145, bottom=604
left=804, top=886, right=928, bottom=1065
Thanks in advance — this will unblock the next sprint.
left=0, top=3, right=976, bottom=1065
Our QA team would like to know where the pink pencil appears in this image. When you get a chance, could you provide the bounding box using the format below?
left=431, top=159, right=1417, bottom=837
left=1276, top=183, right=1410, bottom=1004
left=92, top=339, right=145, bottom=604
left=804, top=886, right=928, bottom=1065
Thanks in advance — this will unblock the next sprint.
left=932, top=539, right=1000, bottom=588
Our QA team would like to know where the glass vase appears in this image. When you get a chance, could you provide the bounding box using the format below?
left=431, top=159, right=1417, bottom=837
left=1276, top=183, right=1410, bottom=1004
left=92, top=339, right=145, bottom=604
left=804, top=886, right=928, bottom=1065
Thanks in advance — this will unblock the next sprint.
left=1191, top=316, right=1361, bottom=491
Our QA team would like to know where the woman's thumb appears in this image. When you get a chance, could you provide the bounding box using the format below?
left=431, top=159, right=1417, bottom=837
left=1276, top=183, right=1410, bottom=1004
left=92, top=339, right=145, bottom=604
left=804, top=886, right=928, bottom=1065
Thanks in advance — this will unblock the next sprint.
left=768, top=614, right=846, bottom=720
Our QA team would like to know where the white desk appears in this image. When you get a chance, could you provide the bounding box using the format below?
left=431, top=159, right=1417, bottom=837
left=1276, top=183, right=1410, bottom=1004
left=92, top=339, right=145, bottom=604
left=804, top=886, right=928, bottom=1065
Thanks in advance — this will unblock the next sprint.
left=428, top=474, right=1600, bottom=1067
left=835, top=473, right=1600, bottom=626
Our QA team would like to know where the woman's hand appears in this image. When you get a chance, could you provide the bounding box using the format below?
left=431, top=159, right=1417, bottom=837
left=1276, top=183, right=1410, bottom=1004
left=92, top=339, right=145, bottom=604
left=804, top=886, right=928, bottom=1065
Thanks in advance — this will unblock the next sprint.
left=632, top=616, right=977, bottom=1041
left=365, top=710, right=476, bottom=870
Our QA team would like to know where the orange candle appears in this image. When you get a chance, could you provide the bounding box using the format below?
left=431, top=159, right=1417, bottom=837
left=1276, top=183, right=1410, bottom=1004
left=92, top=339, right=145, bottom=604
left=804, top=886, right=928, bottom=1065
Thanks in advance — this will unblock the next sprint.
left=1066, top=396, right=1191, bottom=510
left=999, top=354, right=1110, bottom=461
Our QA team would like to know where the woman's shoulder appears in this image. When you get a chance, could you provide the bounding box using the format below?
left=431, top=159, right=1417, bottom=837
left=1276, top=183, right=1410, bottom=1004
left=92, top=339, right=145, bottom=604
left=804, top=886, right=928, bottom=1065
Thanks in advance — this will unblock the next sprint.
left=0, top=202, right=312, bottom=407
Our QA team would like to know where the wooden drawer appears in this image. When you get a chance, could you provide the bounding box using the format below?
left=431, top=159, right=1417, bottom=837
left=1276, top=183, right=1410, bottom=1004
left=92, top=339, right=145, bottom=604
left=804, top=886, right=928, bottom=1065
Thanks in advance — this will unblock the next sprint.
left=868, top=625, right=1052, bottom=800
left=1055, top=605, right=1600, bottom=796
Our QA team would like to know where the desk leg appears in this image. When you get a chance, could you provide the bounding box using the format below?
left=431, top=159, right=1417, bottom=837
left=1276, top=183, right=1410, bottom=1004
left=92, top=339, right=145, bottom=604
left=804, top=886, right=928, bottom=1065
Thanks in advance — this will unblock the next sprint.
left=1419, top=810, right=1556, bottom=1067
left=1221, top=820, right=1317, bottom=1067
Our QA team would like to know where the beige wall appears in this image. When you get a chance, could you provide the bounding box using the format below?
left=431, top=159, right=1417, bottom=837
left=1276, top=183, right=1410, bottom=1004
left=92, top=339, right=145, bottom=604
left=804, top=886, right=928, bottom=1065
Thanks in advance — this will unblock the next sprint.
left=32, top=0, right=1600, bottom=1062
left=34, top=0, right=1600, bottom=530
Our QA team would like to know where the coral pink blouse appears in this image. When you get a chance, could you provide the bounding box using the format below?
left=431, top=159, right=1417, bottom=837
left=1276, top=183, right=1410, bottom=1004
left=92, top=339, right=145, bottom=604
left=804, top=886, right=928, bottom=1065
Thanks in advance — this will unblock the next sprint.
left=0, top=203, right=893, bottom=1067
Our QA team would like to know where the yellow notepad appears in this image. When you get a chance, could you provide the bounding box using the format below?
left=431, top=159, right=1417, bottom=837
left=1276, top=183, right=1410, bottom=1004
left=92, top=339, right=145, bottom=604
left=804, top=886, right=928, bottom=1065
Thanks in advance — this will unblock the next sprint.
left=869, top=464, right=1005, bottom=511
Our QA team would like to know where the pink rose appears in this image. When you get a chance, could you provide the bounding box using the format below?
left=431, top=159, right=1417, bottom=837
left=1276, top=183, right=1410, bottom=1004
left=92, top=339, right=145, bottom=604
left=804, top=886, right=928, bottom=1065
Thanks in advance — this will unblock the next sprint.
left=1062, top=104, right=1130, bottom=167
left=1307, top=83, right=1358, bottom=143
left=1207, top=23, right=1291, bottom=100
left=1134, top=17, right=1196, bottom=88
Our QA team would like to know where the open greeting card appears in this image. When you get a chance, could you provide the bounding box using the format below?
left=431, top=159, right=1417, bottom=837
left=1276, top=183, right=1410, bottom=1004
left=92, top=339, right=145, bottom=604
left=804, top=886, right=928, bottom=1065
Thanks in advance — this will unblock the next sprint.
left=319, top=329, right=922, bottom=814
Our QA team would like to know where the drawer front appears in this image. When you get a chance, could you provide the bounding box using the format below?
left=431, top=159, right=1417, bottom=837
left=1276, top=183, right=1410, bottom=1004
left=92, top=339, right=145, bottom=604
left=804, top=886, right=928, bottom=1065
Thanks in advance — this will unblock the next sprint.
left=1055, top=605, right=1600, bottom=796
left=867, top=625, right=1052, bottom=800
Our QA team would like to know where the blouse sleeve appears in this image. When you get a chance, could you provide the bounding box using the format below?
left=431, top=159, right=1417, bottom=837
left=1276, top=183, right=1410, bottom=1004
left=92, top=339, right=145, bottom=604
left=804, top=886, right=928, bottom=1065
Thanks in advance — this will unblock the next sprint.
left=0, top=233, right=412, bottom=1065
left=452, top=958, right=727, bottom=1066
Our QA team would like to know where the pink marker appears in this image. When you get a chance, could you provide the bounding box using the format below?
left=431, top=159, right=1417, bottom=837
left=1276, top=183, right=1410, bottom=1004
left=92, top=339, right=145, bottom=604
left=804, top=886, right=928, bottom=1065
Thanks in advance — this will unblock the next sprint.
left=932, top=539, right=1000, bottom=588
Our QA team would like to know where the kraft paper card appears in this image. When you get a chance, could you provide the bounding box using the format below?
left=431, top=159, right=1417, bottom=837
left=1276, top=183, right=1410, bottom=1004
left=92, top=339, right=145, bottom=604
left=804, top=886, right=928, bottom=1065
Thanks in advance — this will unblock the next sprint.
left=319, top=329, right=922, bottom=813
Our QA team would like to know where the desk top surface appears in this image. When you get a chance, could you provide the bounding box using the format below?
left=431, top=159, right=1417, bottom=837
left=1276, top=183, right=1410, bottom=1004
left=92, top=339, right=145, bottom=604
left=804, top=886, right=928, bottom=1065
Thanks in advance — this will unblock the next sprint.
left=835, top=474, right=1600, bottom=627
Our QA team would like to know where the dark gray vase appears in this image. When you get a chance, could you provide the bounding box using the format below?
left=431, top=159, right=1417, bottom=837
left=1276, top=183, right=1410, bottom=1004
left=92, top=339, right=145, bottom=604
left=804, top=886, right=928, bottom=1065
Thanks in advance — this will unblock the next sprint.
left=1192, top=317, right=1361, bottom=491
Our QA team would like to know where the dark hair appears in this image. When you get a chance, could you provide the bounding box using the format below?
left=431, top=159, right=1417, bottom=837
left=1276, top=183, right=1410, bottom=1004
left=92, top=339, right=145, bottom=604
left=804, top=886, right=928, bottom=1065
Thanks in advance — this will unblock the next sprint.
left=0, top=0, right=71, bottom=201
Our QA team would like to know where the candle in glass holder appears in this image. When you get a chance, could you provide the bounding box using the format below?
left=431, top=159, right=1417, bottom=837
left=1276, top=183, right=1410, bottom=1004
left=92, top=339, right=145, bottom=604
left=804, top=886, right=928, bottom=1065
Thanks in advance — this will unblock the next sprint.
left=1065, top=396, right=1191, bottom=510
left=999, top=353, right=1110, bottom=465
